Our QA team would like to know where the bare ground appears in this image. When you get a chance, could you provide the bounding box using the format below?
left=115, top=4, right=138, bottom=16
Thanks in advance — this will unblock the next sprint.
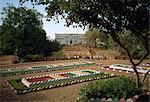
left=0, top=59, right=149, bottom=102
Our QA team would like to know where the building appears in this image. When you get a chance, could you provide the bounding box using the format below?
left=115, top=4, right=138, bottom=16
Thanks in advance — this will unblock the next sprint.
left=55, top=33, right=86, bottom=45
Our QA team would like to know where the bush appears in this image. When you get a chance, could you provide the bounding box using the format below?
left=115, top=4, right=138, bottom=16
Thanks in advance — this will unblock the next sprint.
left=31, top=54, right=44, bottom=61
left=78, top=76, right=138, bottom=102
left=23, top=54, right=44, bottom=62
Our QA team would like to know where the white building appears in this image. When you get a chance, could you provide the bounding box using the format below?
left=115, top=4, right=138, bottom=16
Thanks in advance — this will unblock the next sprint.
left=55, top=33, right=86, bottom=45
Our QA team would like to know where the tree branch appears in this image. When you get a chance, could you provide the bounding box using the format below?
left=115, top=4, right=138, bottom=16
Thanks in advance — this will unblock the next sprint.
left=100, top=16, right=138, bottom=67
left=109, top=31, right=136, bottom=66
left=135, top=51, right=149, bottom=66
left=142, top=69, right=150, bottom=84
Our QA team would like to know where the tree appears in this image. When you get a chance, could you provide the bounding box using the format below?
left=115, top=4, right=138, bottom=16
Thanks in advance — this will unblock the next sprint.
left=0, top=5, right=46, bottom=61
left=43, top=39, right=62, bottom=60
left=85, top=28, right=109, bottom=59
left=85, top=28, right=100, bottom=48
left=118, top=30, right=147, bottom=59
left=85, top=29, right=146, bottom=59
left=84, top=28, right=100, bottom=59
left=21, top=0, right=149, bottom=88
left=0, top=5, right=62, bottom=62
left=85, top=28, right=109, bottom=49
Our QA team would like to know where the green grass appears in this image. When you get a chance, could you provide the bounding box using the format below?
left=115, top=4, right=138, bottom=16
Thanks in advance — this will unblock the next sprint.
left=9, top=79, right=28, bottom=90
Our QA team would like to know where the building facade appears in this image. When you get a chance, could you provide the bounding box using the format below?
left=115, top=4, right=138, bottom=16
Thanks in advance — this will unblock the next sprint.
left=55, top=34, right=86, bottom=45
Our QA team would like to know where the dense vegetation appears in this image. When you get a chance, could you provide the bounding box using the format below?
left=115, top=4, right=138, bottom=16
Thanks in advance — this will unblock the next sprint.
left=78, top=76, right=138, bottom=102
left=85, top=28, right=108, bottom=49
left=0, top=5, right=62, bottom=62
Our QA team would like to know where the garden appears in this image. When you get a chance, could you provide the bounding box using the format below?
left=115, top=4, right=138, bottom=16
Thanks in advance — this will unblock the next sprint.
left=0, top=61, right=97, bottom=77
left=9, top=69, right=116, bottom=94
left=102, top=64, right=150, bottom=75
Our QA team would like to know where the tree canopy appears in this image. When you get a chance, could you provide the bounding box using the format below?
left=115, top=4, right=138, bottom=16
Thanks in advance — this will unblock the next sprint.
left=118, top=30, right=147, bottom=59
left=20, top=0, right=149, bottom=33
left=0, top=5, right=62, bottom=61
left=85, top=28, right=101, bottom=48
left=85, top=28, right=109, bottom=49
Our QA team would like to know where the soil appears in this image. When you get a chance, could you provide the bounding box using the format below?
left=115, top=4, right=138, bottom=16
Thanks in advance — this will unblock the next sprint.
left=0, top=59, right=149, bottom=102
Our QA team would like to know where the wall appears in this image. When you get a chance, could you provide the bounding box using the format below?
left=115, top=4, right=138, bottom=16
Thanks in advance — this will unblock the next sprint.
left=55, top=34, right=86, bottom=45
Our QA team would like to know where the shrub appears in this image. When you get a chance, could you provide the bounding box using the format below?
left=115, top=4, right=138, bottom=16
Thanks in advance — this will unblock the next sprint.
left=23, top=54, right=44, bottom=62
left=31, top=54, right=44, bottom=61
left=78, top=76, right=138, bottom=102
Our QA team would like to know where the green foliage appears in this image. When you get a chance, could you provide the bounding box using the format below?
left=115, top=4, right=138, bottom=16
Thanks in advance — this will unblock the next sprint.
left=51, top=51, right=65, bottom=60
left=85, top=28, right=109, bottom=48
left=78, top=76, right=138, bottom=101
left=0, top=5, right=62, bottom=61
left=49, top=40, right=62, bottom=52
left=85, top=28, right=147, bottom=59
left=118, top=30, right=147, bottom=59
left=23, top=0, right=149, bottom=34
left=107, top=36, right=118, bottom=50
left=85, top=28, right=100, bottom=48
left=0, top=5, right=45, bottom=57
left=23, top=54, right=44, bottom=62
left=9, top=79, right=27, bottom=90
left=43, top=40, right=62, bottom=57
left=32, top=54, right=44, bottom=61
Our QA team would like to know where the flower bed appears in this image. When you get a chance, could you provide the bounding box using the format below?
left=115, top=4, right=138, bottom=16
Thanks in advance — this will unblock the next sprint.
left=0, top=61, right=97, bottom=77
left=104, top=64, right=150, bottom=74
left=26, top=76, right=54, bottom=83
left=9, top=69, right=116, bottom=94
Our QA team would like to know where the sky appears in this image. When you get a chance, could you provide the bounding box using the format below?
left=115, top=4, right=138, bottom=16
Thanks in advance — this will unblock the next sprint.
left=0, top=0, right=87, bottom=39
